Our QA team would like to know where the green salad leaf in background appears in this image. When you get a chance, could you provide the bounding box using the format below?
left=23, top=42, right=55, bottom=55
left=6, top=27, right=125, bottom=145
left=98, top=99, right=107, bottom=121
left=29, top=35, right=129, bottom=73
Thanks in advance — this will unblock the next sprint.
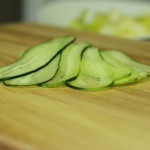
left=69, top=9, right=150, bottom=39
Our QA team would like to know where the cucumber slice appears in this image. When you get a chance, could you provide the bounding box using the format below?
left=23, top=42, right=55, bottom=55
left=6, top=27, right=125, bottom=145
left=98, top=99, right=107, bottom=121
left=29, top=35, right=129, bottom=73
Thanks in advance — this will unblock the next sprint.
left=39, top=42, right=90, bottom=87
left=103, top=50, right=148, bottom=85
left=114, top=67, right=147, bottom=85
left=101, top=51, right=131, bottom=80
left=0, top=36, right=75, bottom=81
left=67, top=47, right=114, bottom=90
left=105, top=50, right=150, bottom=75
left=4, top=54, right=60, bottom=86
left=114, top=71, right=139, bottom=85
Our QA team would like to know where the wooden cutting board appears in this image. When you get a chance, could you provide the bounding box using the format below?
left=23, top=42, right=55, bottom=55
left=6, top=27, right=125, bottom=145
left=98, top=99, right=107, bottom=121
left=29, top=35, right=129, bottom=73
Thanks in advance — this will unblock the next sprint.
left=0, top=23, right=150, bottom=150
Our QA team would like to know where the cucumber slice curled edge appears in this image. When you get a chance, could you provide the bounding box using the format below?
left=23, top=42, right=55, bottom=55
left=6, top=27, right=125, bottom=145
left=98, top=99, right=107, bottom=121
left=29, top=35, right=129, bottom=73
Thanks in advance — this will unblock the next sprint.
left=0, top=36, right=76, bottom=81
left=105, top=50, right=150, bottom=75
left=101, top=50, right=132, bottom=80
left=104, top=50, right=149, bottom=85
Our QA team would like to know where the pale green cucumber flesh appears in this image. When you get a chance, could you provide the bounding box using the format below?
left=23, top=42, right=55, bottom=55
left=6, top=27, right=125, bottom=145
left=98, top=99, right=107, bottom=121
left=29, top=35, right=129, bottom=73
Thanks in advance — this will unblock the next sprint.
left=39, top=42, right=90, bottom=87
left=114, top=71, right=139, bottom=85
left=101, top=51, right=132, bottom=80
left=103, top=50, right=148, bottom=85
left=67, top=47, right=114, bottom=90
left=0, top=36, right=75, bottom=81
left=4, top=54, right=60, bottom=86
left=105, top=50, right=150, bottom=75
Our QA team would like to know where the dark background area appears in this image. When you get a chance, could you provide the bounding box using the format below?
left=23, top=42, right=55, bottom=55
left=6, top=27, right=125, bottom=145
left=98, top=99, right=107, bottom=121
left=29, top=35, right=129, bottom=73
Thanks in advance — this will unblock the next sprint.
left=0, top=0, right=21, bottom=23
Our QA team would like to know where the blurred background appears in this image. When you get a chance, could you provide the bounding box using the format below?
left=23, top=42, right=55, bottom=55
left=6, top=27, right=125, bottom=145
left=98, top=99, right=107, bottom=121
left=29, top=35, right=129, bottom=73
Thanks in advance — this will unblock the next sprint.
left=0, top=0, right=150, bottom=40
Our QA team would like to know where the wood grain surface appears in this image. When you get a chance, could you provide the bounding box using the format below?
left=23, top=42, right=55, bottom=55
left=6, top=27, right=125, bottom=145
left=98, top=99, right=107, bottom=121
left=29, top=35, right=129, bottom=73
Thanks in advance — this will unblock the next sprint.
left=0, top=23, right=150, bottom=150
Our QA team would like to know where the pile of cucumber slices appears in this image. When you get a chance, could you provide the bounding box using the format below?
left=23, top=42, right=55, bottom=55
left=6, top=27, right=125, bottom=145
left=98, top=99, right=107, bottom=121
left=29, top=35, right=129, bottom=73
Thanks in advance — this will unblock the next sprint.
left=0, top=36, right=149, bottom=90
